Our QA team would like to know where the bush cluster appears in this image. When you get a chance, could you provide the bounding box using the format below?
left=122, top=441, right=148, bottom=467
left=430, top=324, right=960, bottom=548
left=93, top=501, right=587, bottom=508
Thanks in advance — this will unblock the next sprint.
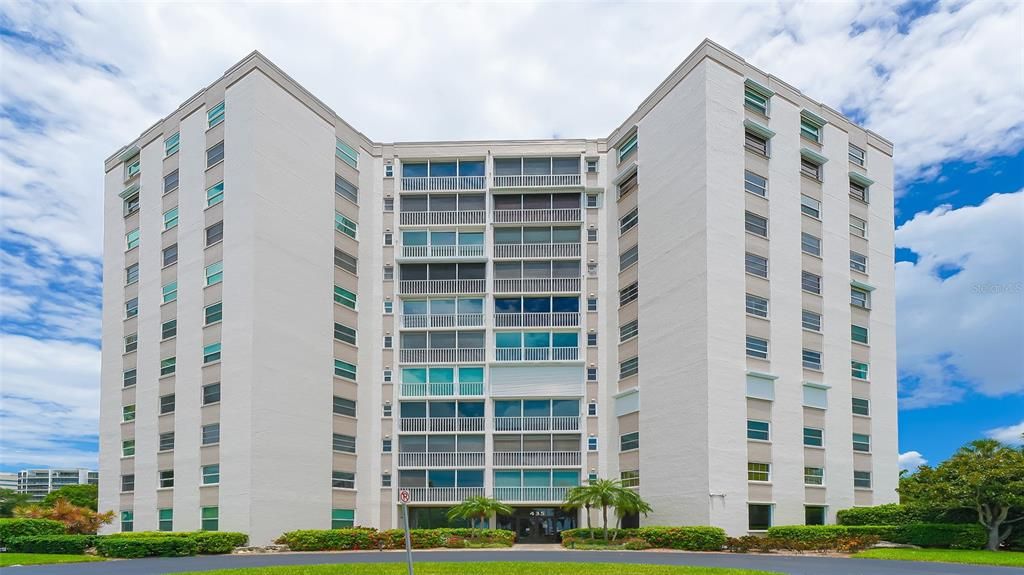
left=107, top=531, right=248, bottom=554
left=96, top=536, right=197, bottom=558
left=274, top=528, right=515, bottom=551
left=836, top=503, right=974, bottom=526
left=560, top=526, right=727, bottom=551
left=765, top=524, right=986, bottom=550
left=725, top=534, right=878, bottom=553
left=6, top=535, right=98, bottom=554
left=0, top=518, right=65, bottom=545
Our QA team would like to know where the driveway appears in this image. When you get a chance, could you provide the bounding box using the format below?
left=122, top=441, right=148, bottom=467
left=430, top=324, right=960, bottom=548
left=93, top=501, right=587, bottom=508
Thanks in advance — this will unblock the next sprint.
left=6, top=548, right=1023, bottom=575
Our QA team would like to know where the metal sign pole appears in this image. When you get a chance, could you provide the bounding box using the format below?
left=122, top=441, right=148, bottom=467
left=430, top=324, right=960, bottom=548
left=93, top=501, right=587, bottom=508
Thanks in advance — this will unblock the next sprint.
left=400, top=490, right=414, bottom=575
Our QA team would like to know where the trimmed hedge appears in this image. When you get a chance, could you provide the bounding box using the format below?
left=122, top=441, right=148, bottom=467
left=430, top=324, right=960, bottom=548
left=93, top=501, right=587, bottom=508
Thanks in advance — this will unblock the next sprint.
left=6, top=535, right=98, bottom=554
left=0, top=518, right=65, bottom=545
left=766, top=524, right=987, bottom=550
left=107, top=531, right=248, bottom=554
left=96, top=536, right=197, bottom=558
left=561, top=526, right=727, bottom=551
left=836, top=503, right=974, bottom=526
left=275, top=528, right=515, bottom=551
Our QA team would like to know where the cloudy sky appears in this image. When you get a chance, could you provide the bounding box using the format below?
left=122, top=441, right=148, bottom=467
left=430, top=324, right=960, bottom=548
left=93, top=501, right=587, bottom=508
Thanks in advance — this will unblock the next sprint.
left=1, top=1, right=1022, bottom=473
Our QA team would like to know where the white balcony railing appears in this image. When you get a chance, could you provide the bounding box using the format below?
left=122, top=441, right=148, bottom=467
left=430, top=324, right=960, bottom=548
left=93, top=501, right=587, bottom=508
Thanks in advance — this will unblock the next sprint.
left=494, top=347, right=579, bottom=362
left=399, top=348, right=485, bottom=363
left=493, top=243, right=581, bottom=259
left=493, top=416, right=580, bottom=432
left=399, top=417, right=486, bottom=432
left=399, top=382, right=485, bottom=397
left=400, top=313, right=485, bottom=328
left=492, top=174, right=581, bottom=188
left=494, top=486, right=571, bottom=502
left=492, top=451, right=581, bottom=467
left=493, top=278, right=581, bottom=294
left=401, top=176, right=487, bottom=191
left=403, top=487, right=485, bottom=503
left=397, top=452, right=486, bottom=467
left=493, top=312, right=580, bottom=328
left=399, top=279, right=486, bottom=295
left=400, top=245, right=486, bottom=259
left=399, top=210, right=487, bottom=226
left=492, top=208, right=582, bottom=224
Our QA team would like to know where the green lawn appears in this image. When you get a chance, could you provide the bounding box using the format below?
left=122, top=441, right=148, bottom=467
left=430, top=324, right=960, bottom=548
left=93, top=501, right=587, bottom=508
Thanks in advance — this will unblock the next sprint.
left=178, top=563, right=780, bottom=575
left=855, top=548, right=1024, bottom=567
left=0, top=553, right=107, bottom=567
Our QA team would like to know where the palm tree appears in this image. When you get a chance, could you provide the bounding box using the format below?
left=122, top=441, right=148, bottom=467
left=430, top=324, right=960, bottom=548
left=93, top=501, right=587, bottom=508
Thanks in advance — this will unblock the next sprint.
left=446, top=496, right=513, bottom=540
left=562, top=478, right=623, bottom=541
left=562, top=485, right=595, bottom=538
left=611, top=488, right=653, bottom=540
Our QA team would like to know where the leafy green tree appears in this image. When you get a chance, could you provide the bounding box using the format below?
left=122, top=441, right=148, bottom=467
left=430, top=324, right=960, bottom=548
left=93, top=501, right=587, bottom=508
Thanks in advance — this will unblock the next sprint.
left=446, top=496, right=512, bottom=539
left=0, top=489, right=33, bottom=518
left=563, top=478, right=651, bottom=541
left=900, top=439, right=1024, bottom=551
left=42, top=484, right=98, bottom=511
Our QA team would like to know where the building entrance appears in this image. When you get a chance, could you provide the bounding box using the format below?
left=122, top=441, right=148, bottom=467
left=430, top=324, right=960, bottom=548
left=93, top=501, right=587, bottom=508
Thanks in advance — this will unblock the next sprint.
left=497, top=507, right=577, bottom=543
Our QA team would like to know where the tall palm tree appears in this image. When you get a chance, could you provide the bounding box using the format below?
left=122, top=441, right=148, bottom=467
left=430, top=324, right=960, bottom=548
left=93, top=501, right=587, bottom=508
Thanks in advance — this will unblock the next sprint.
left=611, top=488, right=653, bottom=540
left=562, top=478, right=623, bottom=541
left=562, top=485, right=595, bottom=538
left=446, top=496, right=513, bottom=539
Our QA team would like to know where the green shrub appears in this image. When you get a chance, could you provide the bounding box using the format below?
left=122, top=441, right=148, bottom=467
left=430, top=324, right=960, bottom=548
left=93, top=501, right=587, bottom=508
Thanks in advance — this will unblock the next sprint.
left=275, top=528, right=378, bottom=551
left=766, top=524, right=986, bottom=550
left=891, top=523, right=986, bottom=549
left=106, top=531, right=247, bottom=554
left=560, top=528, right=637, bottom=540
left=96, top=536, right=197, bottom=558
left=836, top=504, right=973, bottom=526
left=1005, top=528, right=1024, bottom=551
left=0, top=518, right=65, bottom=545
left=275, top=528, right=514, bottom=551
left=6, top=534, right=99, bottom=554
left=622, top=537, right=652, bottom=550
left=634, top=526, right=727, bottom=551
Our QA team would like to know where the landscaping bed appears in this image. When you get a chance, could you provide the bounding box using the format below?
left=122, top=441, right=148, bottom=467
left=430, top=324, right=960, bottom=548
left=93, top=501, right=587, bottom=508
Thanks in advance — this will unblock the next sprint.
left=275, top=527, right=514, bottom=551
left=561, top=527, right=727, bottom=551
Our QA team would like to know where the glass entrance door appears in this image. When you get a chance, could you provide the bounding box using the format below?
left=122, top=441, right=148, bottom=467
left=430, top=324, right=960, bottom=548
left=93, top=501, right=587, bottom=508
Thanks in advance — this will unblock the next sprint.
left=498, top=507, right=577, bottom=543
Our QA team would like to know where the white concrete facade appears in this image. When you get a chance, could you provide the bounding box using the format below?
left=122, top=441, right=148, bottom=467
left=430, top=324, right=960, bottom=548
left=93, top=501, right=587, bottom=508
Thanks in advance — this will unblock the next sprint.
left=100, top=40, right=897, bottom=544
left=16, top=468, right=98, bottom=501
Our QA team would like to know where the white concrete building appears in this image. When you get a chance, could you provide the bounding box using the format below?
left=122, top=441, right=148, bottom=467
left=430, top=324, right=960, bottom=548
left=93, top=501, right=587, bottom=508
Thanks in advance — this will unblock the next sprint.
left=17, top=469, right=98, bottom=501
left=0, top=472, right=18, bottom=491
left=100, top=40, right=897, bottom=544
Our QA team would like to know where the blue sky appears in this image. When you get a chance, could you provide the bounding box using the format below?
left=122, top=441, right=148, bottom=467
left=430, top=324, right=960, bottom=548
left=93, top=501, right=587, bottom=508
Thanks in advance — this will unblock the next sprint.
left=0, top=1, right=1022, bottom=474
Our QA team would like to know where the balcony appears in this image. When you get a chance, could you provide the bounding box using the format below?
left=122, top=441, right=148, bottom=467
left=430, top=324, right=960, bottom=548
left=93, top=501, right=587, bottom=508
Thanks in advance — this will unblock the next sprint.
left=494, top=486, right=571, bottom=502
left=399, top=382, right=485, bottom=397
left=399, top=348, right=485, bottom=363
left=400, top=210, right=487, bottom=226
left=493, top=451, right=581, bottom=467
left=492, top=208, right=582, bottom=224
left=402, top=486, right=485, bottom=503
left=492, top=174, right=581, bottom=188
left=493, top=243, right=581, bottom=259
left=400, top=314, right=484, bottom=329
left=493, top=312, right=580, bottom=328
left=399, top=417, right=486, bottom=432
left=400, top=245, right=486, bottom=260
left=399, top=279, right=486, bottom=295
left=493, top=416, right=580, bottom=432
left=494, top=347, right=579, bottom=362
left=493, top=278, right=581, bottom=294
left=397, top=452, right=486, bottom=467
left=401, top=176, right=487, bottom=191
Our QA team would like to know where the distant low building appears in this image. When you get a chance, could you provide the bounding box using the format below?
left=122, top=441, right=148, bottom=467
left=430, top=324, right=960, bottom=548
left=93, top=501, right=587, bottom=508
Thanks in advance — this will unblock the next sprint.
left=17, top=469, right=98, bottom=501
left=0, top=472, right=17, bottom=491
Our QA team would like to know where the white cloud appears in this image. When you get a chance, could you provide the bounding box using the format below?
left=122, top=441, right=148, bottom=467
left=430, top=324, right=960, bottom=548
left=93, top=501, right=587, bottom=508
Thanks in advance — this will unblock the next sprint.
left=896, top=191, right=1024, bottom=408
left=985, top=421, right=1024, bottom=445
left=898, top=451, right=928, bottom=471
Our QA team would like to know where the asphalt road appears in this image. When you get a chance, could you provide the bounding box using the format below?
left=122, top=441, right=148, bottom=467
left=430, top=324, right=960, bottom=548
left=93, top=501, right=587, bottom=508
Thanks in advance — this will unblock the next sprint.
left=5, top=549, right=1023, bottom=575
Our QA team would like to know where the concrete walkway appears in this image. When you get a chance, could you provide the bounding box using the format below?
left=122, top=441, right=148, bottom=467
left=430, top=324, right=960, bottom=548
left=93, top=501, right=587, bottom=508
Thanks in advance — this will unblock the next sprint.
left=7, top=548, right=1023, bottom=575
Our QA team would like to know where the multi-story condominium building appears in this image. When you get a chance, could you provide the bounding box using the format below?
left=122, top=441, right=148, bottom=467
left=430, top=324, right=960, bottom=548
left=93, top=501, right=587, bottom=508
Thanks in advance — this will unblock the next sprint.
left=0, top=472, right=18, bottom=491
left=100, top=39, right=897, bottom=545
left=17, top=469, right=98, bottom=501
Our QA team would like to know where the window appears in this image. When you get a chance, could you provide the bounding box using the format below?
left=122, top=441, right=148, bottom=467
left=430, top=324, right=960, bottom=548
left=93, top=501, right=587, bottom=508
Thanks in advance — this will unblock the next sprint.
left=121, top=474, right=135, bottom=492
left=123, top=369, right=137, bottom=388
left=332, top=509, right=355, bottom=529
left=201, top=507, right=219, bottom=531
left=804, top=427, right=823, bottom=447
left=744, top=170, right=767, bottom=197
left=620, top=319, right=638, bottom=341
left=161, top=319, right=177, bottom=340
left=126, top=263, right=139, bottom=285
left=206, top=182, right=224, bottom=207
left=159, top=432, right=175, bottom=451
left=747, top=420, right=770, bottom=441
left=619, top=282, right=638, bottom=306
left=160, top=356, right=176, bottom=376
left=206, top=261, right=223, bottom=286
left=588, top=436, right=598, bottom=451
left=852, top=361, right=869, bottom=380
left=121, top=510, right=134, bottom=532
left=122, top=404, right=135, bottom=422
left=800, top=195, right=821, bottom=219
left=384, top=164, right=394, bottom=178
left=202, top=464, right=220, bottom=485
left=803, top=349, right=822, bottom=370
left=383, top=197, right=394, bottom=211
left=382, top=439, right=392, bottom=453
left=163, top=207, right=179, bottom=230
left=333, top=396, right=356, bottom=417
left=745, top=253, right=768, bottom=278
left=748, top=463, right=770, bottom=482
left=335, top=285, right=357, bottom=309
left=805, top=467, right=824, bottom=486
left=588, top=402, right=597, bottom=416
left=382, top=473, right=392, bottom=487
left=586, top=367, right=597, bottom=382
left=383, top=233, right=393, bottom=246
left=335, top=175, right=358, bottom=204
left=850, top=215, right=868, bottom=238
left=619, top=245, right=638, bottom=270
left=617, top=133, right=637, bottom=162
left=335, top=138, right=358, bottom=168
left=382, top=403, right=393, bottom=417
left=620, top=470, right=640, bottom=488
left=805, top=506, right=826, bottom=526
left=207, top=101, right=224, bottom=128
left=165, top=132, right=180, bottom=156
left=163, top=244, right=178, bottom=266
left=205, top=302, right=222, bottom=325
left=801, top=233, right=821, bottom=256
left=587, top=228, right=598, bottom=242
left=586, top=332, right=598, bottom=346
left=801, top=157, right=822, bottom=180
left=125, top=156, right=140, bottom=179
left=383, top=266, right=394, bottom=280
left=800, top=117, right=821, bottom=143
left=335, top=212, right=357, bottom=239
left=124, top=333, right=137, bottom=353
left=335, top=249, right=358, bottom=274
left=620, top=432, right=639, bottom=451
left=746, top=336, right=768, bottom=359
left=334, top=359, right=357, bottom=380
left=852, top=324, right=869, bottom=344
left=125, top=297, right=139, bottom=318
left=802, top=271, right=821, bottom=294
left=159, top=394, right=175, bottom=415
left=162, top=281, right=177, bottom=303
left=745, top=130, right=769, bottom=156
left=851, top=287, right=871, bottom=309
left=850, top=251, right=867, bottom=273
left=164, top=170, right=179, bottom=194
left=586, top=194, right=599, bottom=208
left=333, top=433, right=356, bottom=453
left=850, top=180, right=869, bottom=203
left=124, top=191, right=140, bottom=216
left=852, top=397, right=870, bottom=416
left=159, top=509, right=173, bottom=532
left=126, top=228, right=140, bottom=250
left=334, top=322, right=356, bottom=344
left=849, top=144, right=866, bottom=167
left=203, top=342, right=222, bottom=364
left=383, top=300, right=393, bottom=314
left=745, top=212, right=768, bottom=237
left=619, top=357, right=638, bottom=379
left=383, top=369, right=393, bottom=383
left=586, top=159, right=598, bottom=173
left=746, top=294, right=768, bottom=317
left=744, top=87, right=769, bottom=114
left=587, top=297, right=598, bottom=312
left=852, top=433, right=871, bottom=452
left=202, top=423, right=220, bottom=445
left=619, top=208, right=638, bottom=234
left=203, top=383, right=221, bottom=405
left=802, top=310, right=822, bottom=332
left=206, top=141, right=224, bottom=167
left=332, top=471, right=355, bottom=489
left=854, top=470, right=872, bottom=488
left=122, top=440, right=135, bottom=457
left=159, top=470, right=174, bottom=489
